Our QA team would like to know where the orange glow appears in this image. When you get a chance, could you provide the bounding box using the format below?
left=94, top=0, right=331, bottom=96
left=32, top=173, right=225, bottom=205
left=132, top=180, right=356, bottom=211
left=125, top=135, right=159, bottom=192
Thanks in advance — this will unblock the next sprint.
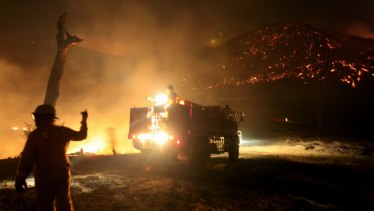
left=63, top=119, right=151, bottom=157
left=84, top=136, right=105, bottom=153
left=69, top=135, right=107, bottom=155
left=209, top=24, right=374, bottom=89
left=11, top=126, right=28, bottom=132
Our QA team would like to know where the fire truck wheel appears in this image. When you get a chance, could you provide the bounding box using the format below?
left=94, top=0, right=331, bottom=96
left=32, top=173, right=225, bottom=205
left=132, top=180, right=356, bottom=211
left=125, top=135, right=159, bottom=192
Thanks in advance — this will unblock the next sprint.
left=190, top=140, right=209, bottom=166
left=229, top=141, right=239, bottom=163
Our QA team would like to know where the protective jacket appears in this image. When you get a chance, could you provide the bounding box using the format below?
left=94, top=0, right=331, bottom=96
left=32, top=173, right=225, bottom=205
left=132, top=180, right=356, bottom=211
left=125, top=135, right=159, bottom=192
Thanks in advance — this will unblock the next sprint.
left=17, top=123, right=87, bottom=183
left=16, top=122, right=87, bottom=211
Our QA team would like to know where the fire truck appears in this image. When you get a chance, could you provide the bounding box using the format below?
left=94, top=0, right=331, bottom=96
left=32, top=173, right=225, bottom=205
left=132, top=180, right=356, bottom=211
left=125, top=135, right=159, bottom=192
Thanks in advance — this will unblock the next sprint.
left=128, top=95, right=244, bottom=163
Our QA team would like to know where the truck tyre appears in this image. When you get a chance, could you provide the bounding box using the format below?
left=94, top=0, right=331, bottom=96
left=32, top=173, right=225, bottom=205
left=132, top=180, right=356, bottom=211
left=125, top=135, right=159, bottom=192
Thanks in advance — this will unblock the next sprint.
left=229, top=137, right=239, bottom=163
left=189, top=137, right=209, bottom=166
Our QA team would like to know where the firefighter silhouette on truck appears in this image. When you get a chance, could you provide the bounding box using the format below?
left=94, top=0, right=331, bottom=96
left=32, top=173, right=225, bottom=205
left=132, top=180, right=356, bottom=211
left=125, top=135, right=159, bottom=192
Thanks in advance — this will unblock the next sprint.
left=15, top=104, right=88, bottom=211
left=166, top=84, right=179, bottom=104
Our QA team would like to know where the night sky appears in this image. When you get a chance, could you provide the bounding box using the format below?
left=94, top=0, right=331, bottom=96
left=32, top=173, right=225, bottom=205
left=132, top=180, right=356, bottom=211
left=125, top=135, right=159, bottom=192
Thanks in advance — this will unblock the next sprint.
left=0, top=0, right=373, bottom=158
left=0, top=0, right=373, bottom=65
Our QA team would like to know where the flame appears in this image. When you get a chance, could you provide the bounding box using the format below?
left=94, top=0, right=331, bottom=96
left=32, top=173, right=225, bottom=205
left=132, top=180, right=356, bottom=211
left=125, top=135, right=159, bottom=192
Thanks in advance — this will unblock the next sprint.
left=87, top=136, right=106, bottom=153
left=70, top=135, right=106, bottom=154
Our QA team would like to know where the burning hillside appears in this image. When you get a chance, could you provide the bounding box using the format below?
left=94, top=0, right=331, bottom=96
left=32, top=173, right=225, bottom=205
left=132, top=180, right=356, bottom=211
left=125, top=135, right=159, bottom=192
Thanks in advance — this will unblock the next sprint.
left=192, top=23, right=374, bottom=88
left=178, top=23, right=374, bottom=140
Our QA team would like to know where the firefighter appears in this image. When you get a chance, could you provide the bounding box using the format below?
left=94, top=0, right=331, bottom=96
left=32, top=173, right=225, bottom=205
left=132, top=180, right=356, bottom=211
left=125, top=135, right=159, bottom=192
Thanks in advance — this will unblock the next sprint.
left=15, top=104, right=88, bottom=211
left=106, top=127, right=117, bottom=155
left=166, top=84, right=179, bottom=104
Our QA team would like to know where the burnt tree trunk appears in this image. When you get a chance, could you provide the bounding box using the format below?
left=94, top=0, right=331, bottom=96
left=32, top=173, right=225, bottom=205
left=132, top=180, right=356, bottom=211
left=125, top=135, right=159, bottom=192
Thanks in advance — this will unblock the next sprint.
left=44, top=13, right=82, bottom=106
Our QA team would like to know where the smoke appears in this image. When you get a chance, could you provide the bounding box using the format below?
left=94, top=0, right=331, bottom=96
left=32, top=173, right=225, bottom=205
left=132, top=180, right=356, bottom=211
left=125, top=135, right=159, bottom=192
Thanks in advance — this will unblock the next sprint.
left=345, top=22, right=374, bottom=39
left=1, top=0, right=373, bottom=158
left=0, top=60, right=48, bottom=158
left=46, top=1, right=233, bottom=155
left=0, top=1, right=208, bottom=157
left=64, top=1, right=201, bottom=56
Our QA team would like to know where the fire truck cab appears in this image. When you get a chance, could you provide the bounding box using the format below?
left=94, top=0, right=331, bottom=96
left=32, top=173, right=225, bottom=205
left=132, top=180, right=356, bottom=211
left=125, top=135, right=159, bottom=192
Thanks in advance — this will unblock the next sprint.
left=128, top=98, right=243, bottom=163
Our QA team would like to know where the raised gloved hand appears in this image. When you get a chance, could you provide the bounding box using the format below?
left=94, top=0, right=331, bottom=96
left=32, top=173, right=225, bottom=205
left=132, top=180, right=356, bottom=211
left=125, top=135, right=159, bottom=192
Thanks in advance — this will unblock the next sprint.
left=81, top=110, right=88, bottom=123
left=15, top=176, right=27, bottom=192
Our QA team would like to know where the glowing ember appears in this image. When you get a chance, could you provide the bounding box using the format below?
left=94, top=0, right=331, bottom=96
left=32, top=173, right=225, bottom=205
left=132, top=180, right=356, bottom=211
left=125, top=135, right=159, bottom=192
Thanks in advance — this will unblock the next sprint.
left=11, top=127, right=28, bottom=131
left=195, top=23, right=373, bottom=89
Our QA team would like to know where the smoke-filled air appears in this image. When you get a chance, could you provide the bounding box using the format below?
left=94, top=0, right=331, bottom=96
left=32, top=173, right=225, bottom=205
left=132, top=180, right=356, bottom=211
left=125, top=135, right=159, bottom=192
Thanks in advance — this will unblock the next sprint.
left=1, top=0, right=373, bottom=158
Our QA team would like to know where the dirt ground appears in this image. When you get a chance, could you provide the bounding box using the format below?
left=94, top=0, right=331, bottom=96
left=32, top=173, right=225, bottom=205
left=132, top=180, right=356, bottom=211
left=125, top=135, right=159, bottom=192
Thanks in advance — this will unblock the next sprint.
left=1, top=139, right=374, bottom=211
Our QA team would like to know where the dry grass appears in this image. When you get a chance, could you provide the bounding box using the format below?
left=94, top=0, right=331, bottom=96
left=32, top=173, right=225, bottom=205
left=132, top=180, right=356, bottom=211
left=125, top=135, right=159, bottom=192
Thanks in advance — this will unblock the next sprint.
left=239, top=138, right=374, bottom=166
left=1, top=138, right=374, bottom=210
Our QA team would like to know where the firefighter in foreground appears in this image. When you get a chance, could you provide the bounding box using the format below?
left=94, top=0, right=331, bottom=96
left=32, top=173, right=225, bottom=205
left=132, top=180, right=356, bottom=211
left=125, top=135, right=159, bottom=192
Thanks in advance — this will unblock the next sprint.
left=15, top=104, right=88, bottom=211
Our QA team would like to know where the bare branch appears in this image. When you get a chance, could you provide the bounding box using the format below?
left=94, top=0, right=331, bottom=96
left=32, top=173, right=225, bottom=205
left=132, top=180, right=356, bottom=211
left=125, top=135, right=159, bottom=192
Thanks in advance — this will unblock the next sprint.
left=56, top=13, right=83, bottom=51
